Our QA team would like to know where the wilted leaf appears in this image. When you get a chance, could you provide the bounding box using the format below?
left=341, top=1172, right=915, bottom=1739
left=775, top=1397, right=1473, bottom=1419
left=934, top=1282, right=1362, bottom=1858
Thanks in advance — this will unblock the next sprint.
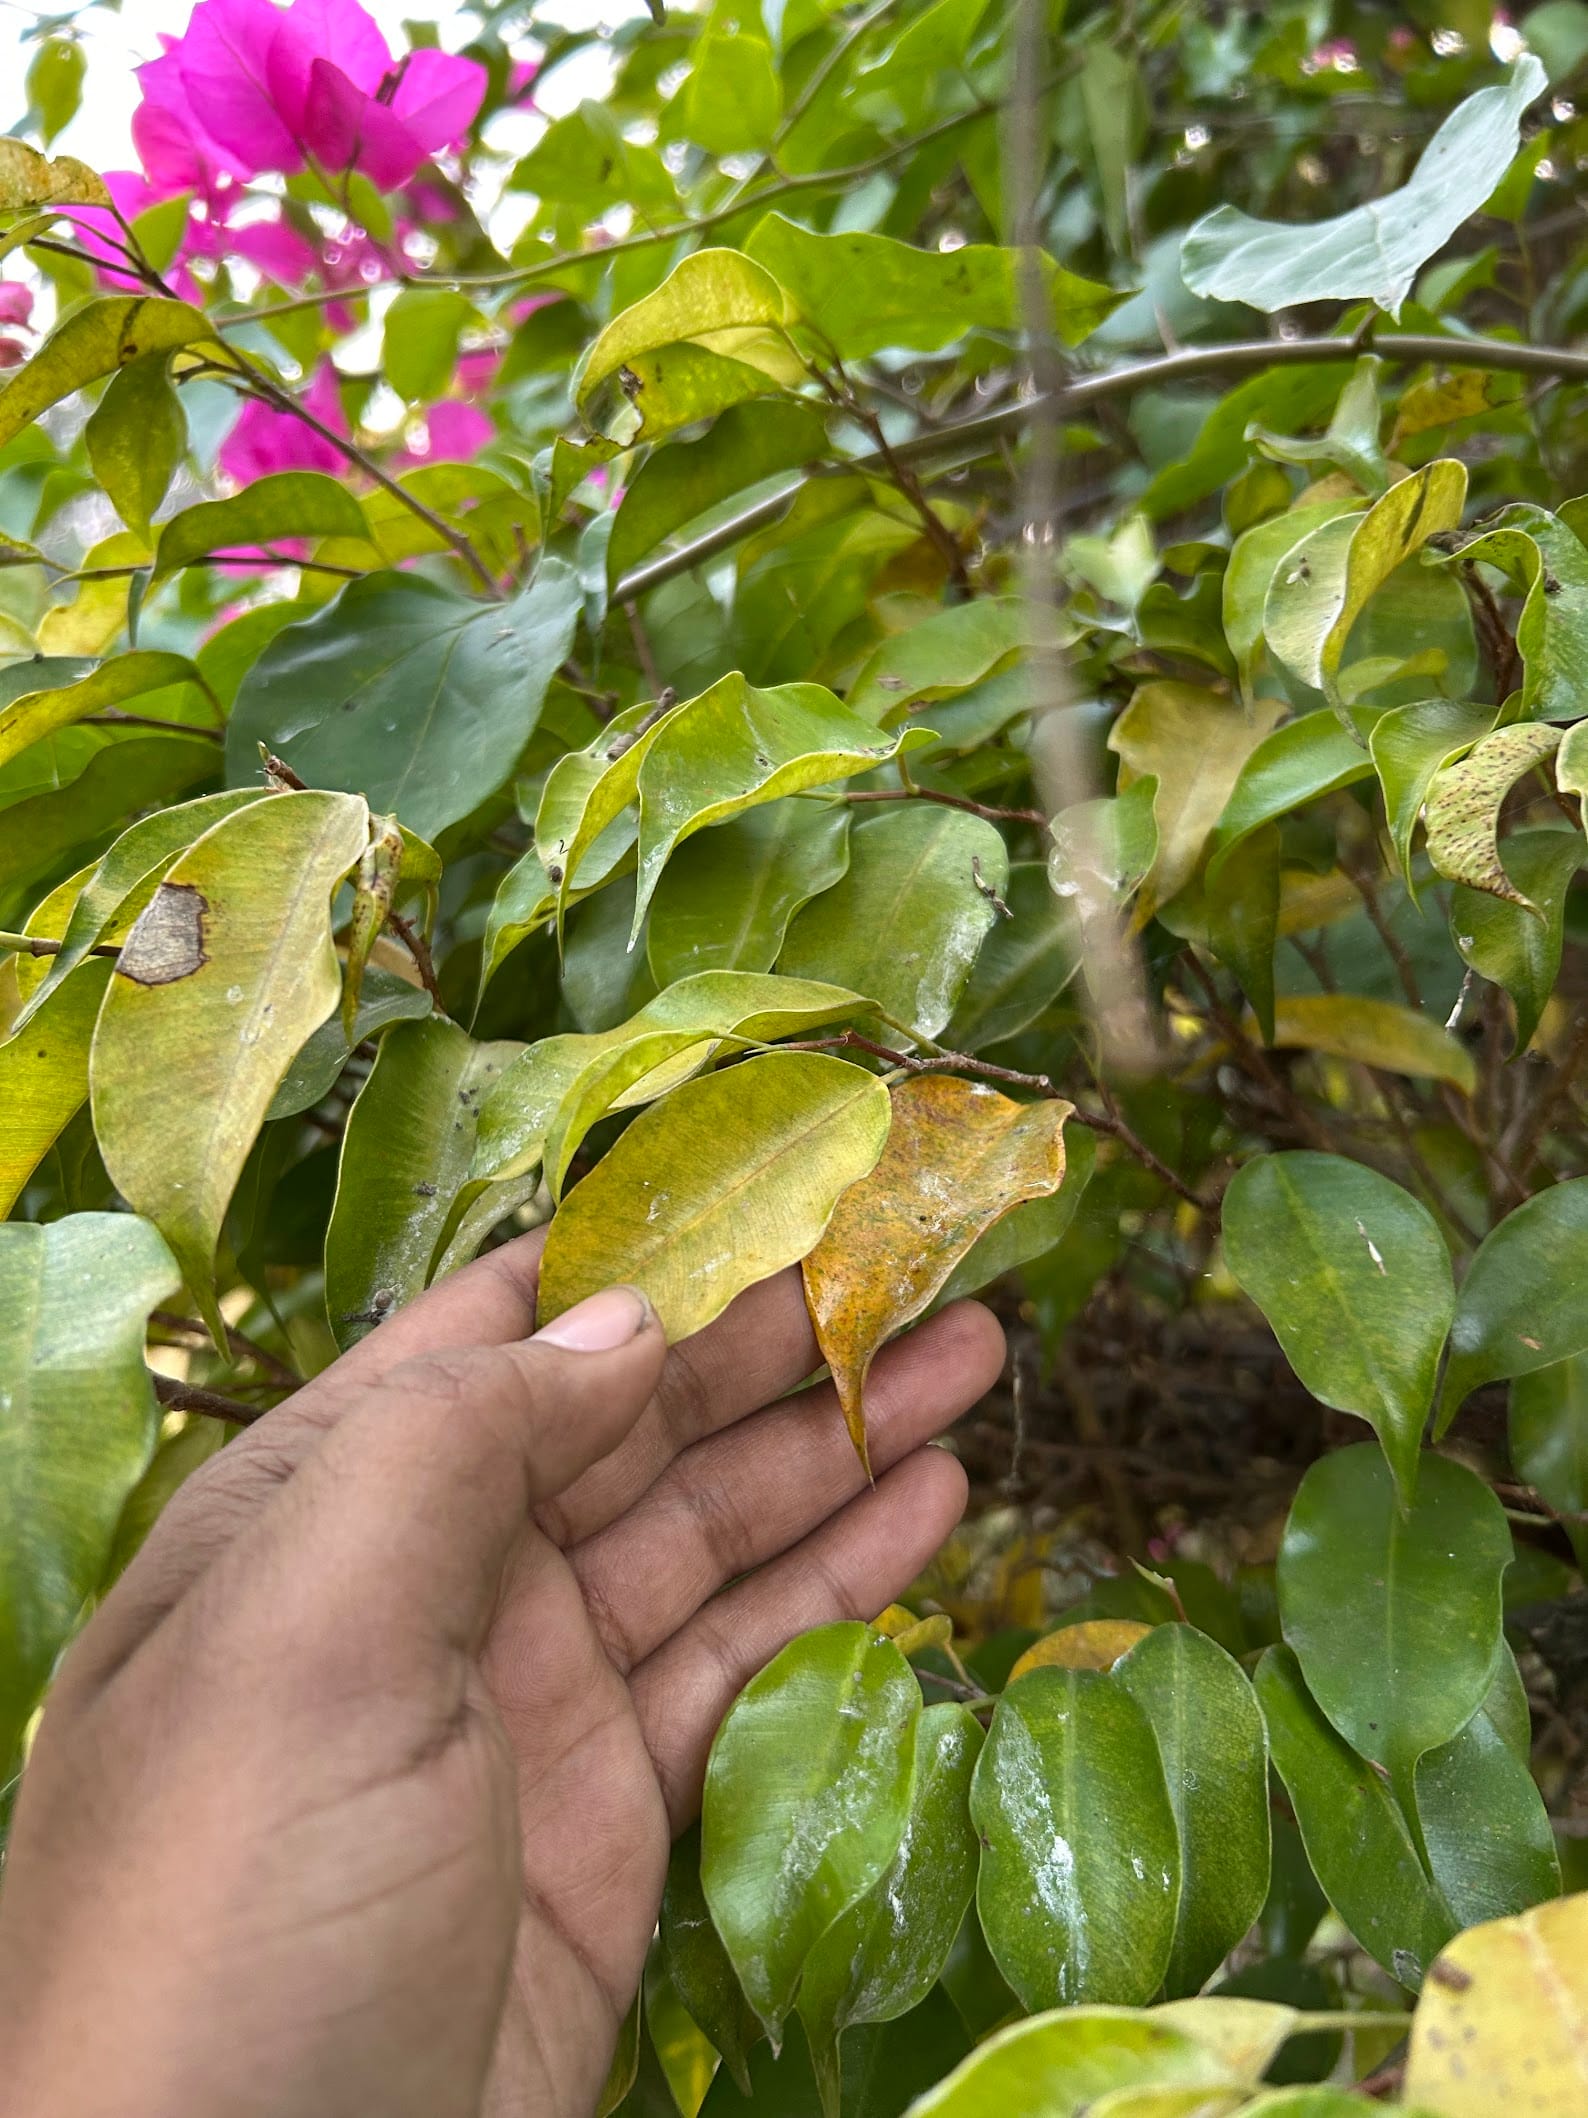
left=1181, top=59, right=1546, bottom=316
left=0, top=135, right=108, bottom=207
left=154, top=470, right=368, bottom=581
left=1424, top=721, right=1563, bottom=907
left=701, top=1621, right=920, bottom=2038
left=935, top=1124, right=1097, bottom=1305
left=971, top=1667, right=1180, bottom=2009
left=1008, top=1619, right=1153, bottom=1680
left=1223, top=1153, right=1454, bottom=1500
left=537, top=1050, right=891, bottom=1342
left=1439, top=1176, right=1588, bottom=1426
left=0, top=294, right=213, bottom=450
left=0, top=961, right=111, bottom=1215
left=800, top=1702, right=984, bottom=2118
left=1268, top=994, right=1477, bottom=1095
left=90, top=790, right=370, bottom=1338
left=0, top=1212, right=179, bottom=1769
left=803, top=1076, right=1070, bottom=1470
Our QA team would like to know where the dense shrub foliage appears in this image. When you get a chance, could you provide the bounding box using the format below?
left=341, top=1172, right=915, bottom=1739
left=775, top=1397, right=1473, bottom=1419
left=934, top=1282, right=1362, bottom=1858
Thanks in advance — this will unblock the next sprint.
left=7, top=0, right=1588, bottom=2106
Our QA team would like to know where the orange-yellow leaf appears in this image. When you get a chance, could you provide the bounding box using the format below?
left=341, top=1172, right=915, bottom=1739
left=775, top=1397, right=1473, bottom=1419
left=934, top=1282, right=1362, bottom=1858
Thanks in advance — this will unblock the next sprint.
left=802, top=1075, right=1072, bottom=1473
left=1008, top=1620, right=1154, bottom=1682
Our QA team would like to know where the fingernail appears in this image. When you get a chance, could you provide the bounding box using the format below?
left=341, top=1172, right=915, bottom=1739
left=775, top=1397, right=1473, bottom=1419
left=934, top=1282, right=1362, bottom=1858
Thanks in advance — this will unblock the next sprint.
left=533, top=1285, right=652, bottom=1352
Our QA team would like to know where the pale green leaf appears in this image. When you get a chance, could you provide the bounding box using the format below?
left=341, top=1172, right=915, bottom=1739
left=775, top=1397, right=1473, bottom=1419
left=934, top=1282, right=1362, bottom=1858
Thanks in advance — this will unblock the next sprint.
left=0, top=960, right=110, bottom=1215
left=154, top=471, right=368, bottom=583
left=0, top=650, right=209, bottom=773
left=85, top=353, right=186, bottom=542
left=0, top=294, right=214, bottom=450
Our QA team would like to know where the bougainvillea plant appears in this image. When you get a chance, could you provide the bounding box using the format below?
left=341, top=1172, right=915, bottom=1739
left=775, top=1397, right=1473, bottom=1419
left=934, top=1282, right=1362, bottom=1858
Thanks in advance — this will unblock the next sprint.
left=8, top=0, right=1588, bottom=2106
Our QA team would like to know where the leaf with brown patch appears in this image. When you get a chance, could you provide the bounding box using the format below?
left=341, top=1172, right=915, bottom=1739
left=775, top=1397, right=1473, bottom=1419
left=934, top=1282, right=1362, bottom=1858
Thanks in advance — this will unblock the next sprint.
left=1424, top=720, right=1563, bottom=908
left=802, top=1075, right=1072, bottom=1473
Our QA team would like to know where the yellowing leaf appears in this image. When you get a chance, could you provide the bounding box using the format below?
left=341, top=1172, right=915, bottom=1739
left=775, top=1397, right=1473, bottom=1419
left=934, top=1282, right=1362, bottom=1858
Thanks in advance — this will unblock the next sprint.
left=1108, top=683, right=1283, bottom=913
left=1425, top=721, right=1564, bottom=908
left=538, top=1051, right=892, bottom=1343
left=1268, top=993, right=1478, bottom=1095
left=1008, top=1619, right=1153, bottom=1681
left=0, top=960, right=110, bottom=1215
left=803, top=1077, right=1071, bottom=1471
left=1151, top=1999, right=1299, bottom=2082
left=1404, top=1891, right=1588, bottom=2116
left=0, top=295, right=214, bottom=450
left=0, top=135, right=109, bottom=208
left=90, top=790, right=370, bottom=1339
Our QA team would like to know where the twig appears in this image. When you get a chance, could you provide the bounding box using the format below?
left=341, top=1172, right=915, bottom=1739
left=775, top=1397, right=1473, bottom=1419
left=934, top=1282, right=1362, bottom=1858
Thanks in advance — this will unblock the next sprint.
left=623, top=601, right=665, bottom=696
left=385, top=908, right=448, bottom=1018
left=150, top=1371, right=267, bottom=1426
left=842, top=786, right=1048, bottom=826
left=149, top=1310, right=301, bottom=1390
left=84, top=711, right=226, bottom=740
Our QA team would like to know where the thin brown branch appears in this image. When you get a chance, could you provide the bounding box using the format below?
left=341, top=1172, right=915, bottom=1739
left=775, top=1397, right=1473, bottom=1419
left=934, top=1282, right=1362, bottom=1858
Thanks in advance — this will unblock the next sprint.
left=149, top=1310, right=301, bottom=1390
left=84, top=711, right=226, bottom=740
left=385, top=909, right=448, bottom=1018
left=841, top=786, right=1048, bottom=826
left=150, top=1371, right=268, bottom=1426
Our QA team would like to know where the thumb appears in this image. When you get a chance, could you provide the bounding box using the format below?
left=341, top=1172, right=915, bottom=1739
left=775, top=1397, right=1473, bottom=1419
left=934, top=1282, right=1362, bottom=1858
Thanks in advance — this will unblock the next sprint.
left=198, top=1286, right=666, bottom=1681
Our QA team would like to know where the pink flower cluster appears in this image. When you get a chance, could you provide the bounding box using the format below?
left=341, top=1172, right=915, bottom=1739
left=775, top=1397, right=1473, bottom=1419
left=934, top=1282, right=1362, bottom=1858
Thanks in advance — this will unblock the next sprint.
left=0, top=282, right=33, bottom=369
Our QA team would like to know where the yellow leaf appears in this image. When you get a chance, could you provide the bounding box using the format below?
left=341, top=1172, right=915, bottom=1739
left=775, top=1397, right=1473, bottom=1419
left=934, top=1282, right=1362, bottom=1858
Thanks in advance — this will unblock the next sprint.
left=1404, top=1891, right=1588, bottom=2116
left=1109, top=682, right=1283, bottom=914
left=1009, top=1620, right=1153, bottom=1681
left=1152, top=1998, right=1298, bottom=2081
left=0, top=960, right=110, bottom=1215
left=0, top=136, right=109, bottom=209
left=802, top=1076, right=1071, bottom=1473
left=871, top=1605, right=954, bottom=1657
left=1268, top=993, right=1477, bottom=1095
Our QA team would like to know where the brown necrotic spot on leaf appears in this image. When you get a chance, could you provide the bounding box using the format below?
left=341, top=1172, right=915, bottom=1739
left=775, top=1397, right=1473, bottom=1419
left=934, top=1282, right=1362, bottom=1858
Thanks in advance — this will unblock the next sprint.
left=115, top=882, right=208, bottom=986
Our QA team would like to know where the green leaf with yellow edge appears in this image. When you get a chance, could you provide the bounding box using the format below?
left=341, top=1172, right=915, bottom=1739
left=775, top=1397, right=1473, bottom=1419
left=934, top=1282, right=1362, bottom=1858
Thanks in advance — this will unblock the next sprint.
left=1556, top=716, right=1588, bottom=805
left=1223, top=1153, right=1454, bottom=1502
left=154, top=471, right=368, bottom=583
left=85, top=353, right=186, bottom=542
left=1430, top=503, right=1588, bottom=723
left=1277, top=1446, right=1511, bottom=1810
left=1438, top=1177, right=1588, bottom=1430
left=0, top=650, right=209, bottom=773
left=901, top=2007, right=1237, bottom=2117
left=0, top=134, right=108, bottom=207
left=1117, top=1626, right=1272, bottom=1999
left=1008, top=1620, right=1153, bottom=1681
left=90, top=789, right=370, bottom=1340
left=1181, top=59, right=1545, bottom=316
left=324, top=1016, right=523, bottom=1350
left=1261, top=462, right=1468, bottom=713
left=647, top=800, right=852, bottom=986
left=1255, top=1645, right=1455, bottom=1990
left=971, top=1667, right=1180, bottom=2010
left=847, top=600, right=1036, bottom=724
left=1267, top=993, right=1477, bottom=1095
left=630, top=673, right=935, bottom=937
left=537, top=1050, right=891, bottom=1343
left=701, top=1620, right=920, bottom=2040
left=537, top=698, right=683, bottom=932
left=1424, top=721, right=1564, bottom=907
left=0, top=960, right=111, bottom=1215
left=780, top=804, right=1008, bottom=1044
left=661, top=1824, right=762, bottom=2096
left=1370, top=698, right=1496, bottom=890
left=1085, top=2090, right=1242, bottom=2117
left=0, top=294, right=214, bottom=450
left=800, top=1702, right=984, bottom=2118
left=1404, top=1890, right=1588, bottom=2117
left=1451, top=827, right=1582, bottom=1054
left=1110, top=683, right=1283, bottom=915
left=744, top=216, right=1123, bottom=361
left=1150, top=2000, right=1300, bottom=2085
left=0, top=1212, right=179, bottom=1772
left=12, top=789, right=269, bottom=1032
left=802, top=1076, right=1071, bottom=1472
left=576, top=249, right=802, bottom=443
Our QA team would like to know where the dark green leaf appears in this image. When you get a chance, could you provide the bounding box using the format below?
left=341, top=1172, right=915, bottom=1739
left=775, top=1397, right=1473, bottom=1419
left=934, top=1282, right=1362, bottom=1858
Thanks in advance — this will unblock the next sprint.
left=1440, top=1178, right=1588, bottom=1426
left=1451, top=827, right=1581, bottom=1053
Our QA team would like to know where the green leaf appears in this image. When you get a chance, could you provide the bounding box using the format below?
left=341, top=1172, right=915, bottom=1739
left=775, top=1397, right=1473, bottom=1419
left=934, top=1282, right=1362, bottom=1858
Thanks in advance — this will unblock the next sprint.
left=1261, top=462, right=1468, bottom=711
left=265, top=965, right=432, bottom=1122
left=1181, top=58, right=1546, bottom=316
left=0, top=1212, right=179, bottom=1769
left=800, top=1703, right=984, bottom=2118
left=324, top=1017, right=523, bottom=1350
left=154, top=471, right=369, bottom=582
left=0, top=294, right=214, bottom=450
left=608, top=400, right=829, bottom=588
left=744, top=216, right=1122, bottom=360
left=1268, top=994, right=1477, bottom=1096
left=1205, top=824, right=1280, bottom=1044
left=701, top=1620, right=920, bottom=2039
left=1276, top=1445, right=1511, bottom=1804
left=971, top=1667, right=1180, bottom=2009
left=0, top=960, right=111, bottom=1215
left=1425, top=720, right=1565, bottom=908
left=0, top=733, right=218, bottom=898
left=1077, top=38, right=1144, bottom=257
left=780, top=805, right=1008, bottom=1044
left=1430, top=503, right=1588, bottom=722
left=512, top=98, right=679, bottom=217
left=680, top=20, right=782, bottom=155
left=227, top=566, right=581, bottom=842
left=1224, top=503, right=1360, bottom=706
left=538, top=698, right=687, bottom=931
left=701, top=2006, right=971, bottom=2118
left=1370, top=698, right=1496, bottom=889
left=577, top=250, right=801, bottom=443
left=1248, top=357, right=1390, bottom=496
left=1511, top=1353, right=1588, bottom=1564
left=85, top=353, right=186, bottom=542
left=537, top=1050, right=891, bottom=1342
left=946, top=861, right=1078, bottom=1050
left=1439, top=1177, right=1588, bottom=1426
left=382, top=286, right=477, bottom=404
left=1109, top=683, right=1283, bottom=913
left=1115, top=1625, right=1271, bottom=1999
left=647, top=799, right=851, bottom=985
left=0, top=134, right=108, bottom=208
left=1414, top=1653, right=1561, bottom=1928
left=1222, top=1153, right=1455, bottom=1500
left=902, top=2007, right=1235, bottom=2116
left=661, top=1824, right=762, bottom=2096
left=1140, top=367, right=1345, bottom=521
left=1211, top=711, right=1376, bottom=856
left=0, top=650, right=208, bottom=773
left=1451, top=827, right=1582, bottom=1053
left=630, top=673, right=933, bottom=936
left=90, top=790, right=370, bottom=1339
left=1255, top=1645, right=1454, bottom=1990
left=24, top=39, right=85, bottom=143
left=846, top=601, right=1036, bottom=725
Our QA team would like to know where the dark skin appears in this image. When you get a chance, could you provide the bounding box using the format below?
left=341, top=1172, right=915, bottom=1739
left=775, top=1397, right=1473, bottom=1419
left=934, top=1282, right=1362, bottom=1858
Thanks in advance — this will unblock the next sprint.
left=0, top=1231, right=1004, bottom=2118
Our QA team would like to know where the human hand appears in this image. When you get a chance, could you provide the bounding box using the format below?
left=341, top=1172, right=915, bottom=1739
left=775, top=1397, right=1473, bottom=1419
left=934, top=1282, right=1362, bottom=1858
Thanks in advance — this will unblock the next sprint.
left=0, top=1233, right=1003, bottom=2118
